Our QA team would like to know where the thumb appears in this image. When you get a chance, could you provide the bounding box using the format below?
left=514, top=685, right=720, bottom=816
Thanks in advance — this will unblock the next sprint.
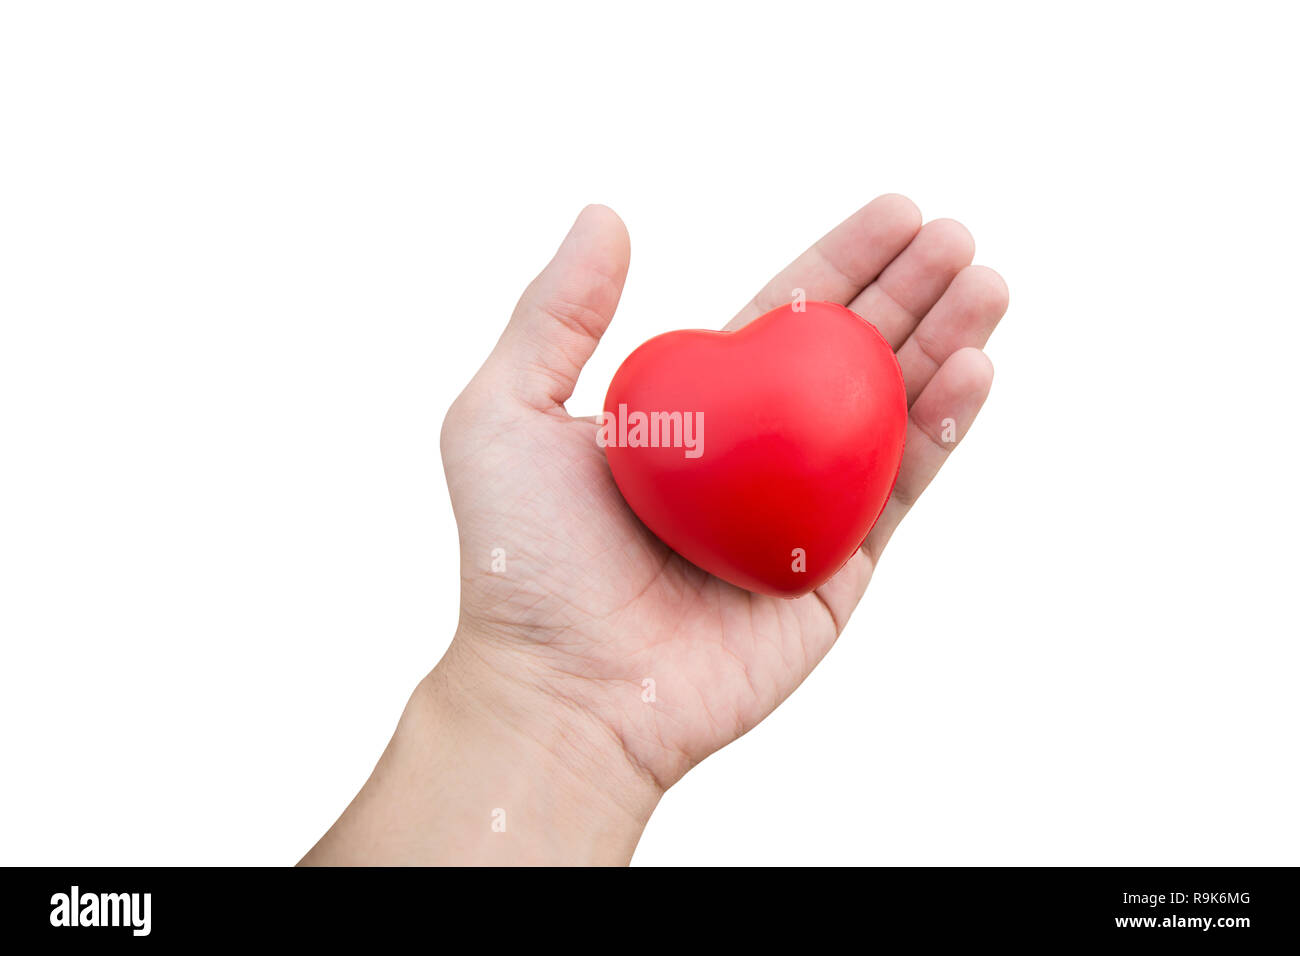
left=485, top=204, right=630, bottom=409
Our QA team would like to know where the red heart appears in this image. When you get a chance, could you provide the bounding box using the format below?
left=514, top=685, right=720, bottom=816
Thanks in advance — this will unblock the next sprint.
left=602, top=301, right=907, bottom=598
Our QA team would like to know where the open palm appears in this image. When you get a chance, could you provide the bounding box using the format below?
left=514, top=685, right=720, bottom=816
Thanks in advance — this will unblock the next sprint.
left=440, top=196, right=1008, bottom=791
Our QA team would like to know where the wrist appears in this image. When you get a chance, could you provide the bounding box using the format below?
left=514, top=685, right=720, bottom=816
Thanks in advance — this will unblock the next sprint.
left=302, top=628, right=663, bottom=866
left=425, top=631, right=664, bottom=863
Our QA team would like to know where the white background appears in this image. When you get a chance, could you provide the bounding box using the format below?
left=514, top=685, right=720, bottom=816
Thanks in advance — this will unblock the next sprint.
left=2, top=2, right=1297, bottom=866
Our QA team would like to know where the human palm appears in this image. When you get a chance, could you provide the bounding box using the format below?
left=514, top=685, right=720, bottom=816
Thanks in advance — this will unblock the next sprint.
left=440, top=196, right=1007, bottom=791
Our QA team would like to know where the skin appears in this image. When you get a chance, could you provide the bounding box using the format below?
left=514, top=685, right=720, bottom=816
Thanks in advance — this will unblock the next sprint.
left=302, top=195, right=1009, bottom=865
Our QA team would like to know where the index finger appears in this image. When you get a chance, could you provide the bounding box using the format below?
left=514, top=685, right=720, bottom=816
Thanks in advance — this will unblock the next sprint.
left=725, top=193, right=922, bottom=331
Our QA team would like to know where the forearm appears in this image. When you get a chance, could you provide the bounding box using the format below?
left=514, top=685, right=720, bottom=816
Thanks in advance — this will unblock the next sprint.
left=300, top=635, right=663, bottom=866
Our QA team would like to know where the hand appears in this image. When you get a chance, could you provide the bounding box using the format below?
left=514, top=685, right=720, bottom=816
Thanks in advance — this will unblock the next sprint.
left=443, top=198, right=1007, bottom=798
left=304, top=196, right=1008, bottom=865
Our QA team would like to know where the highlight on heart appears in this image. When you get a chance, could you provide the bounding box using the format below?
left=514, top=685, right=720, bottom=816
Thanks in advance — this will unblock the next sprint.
left=595, top=404, right=705, bottom=459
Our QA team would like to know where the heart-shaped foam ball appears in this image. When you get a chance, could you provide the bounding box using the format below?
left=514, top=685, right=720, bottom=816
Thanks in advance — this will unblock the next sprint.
left=601, top=301, right=907, bottom=598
